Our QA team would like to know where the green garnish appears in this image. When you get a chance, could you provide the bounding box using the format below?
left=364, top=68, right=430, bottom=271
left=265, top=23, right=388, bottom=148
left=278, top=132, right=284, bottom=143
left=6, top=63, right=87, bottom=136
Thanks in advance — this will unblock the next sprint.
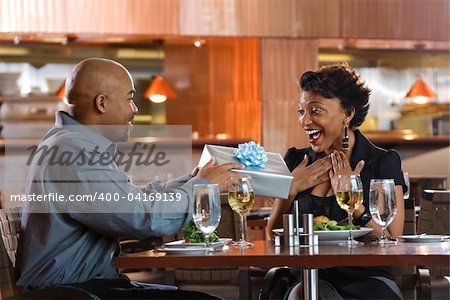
left=182, top=219, right=219, bottom=243
left=313, top=220, right=360, bottom=231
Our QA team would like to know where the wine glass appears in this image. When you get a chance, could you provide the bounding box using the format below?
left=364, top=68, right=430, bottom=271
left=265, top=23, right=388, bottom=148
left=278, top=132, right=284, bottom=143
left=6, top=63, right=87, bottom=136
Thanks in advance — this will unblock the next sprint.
left=369, top=179, right=397, bottom=246
left=335, top=174, right=364, bottom=247
left=403, top=172, right=410, bottom=200
left=192, top=184, right=221, bottom=252
left=228, top=175, right=255, bottom=248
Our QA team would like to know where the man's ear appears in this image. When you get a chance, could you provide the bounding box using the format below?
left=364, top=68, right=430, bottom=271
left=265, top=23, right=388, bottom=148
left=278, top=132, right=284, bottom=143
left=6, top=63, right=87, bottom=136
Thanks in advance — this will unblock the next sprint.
left=94, top=94, right=107, bottom=113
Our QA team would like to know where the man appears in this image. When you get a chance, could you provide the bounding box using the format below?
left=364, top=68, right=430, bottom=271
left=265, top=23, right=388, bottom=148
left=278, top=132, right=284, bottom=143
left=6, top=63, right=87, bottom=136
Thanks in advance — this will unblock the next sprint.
left=16, top=58, right=242, bottom=299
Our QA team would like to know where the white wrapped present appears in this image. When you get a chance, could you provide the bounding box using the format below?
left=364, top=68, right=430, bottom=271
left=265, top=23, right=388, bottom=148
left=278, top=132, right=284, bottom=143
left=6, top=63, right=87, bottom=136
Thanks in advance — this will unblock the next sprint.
left=198, top=144, right=293, bottom=199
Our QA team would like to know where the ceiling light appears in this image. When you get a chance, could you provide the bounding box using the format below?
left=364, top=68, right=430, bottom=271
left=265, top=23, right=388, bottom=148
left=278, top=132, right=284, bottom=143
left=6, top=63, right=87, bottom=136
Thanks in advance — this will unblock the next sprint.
left=405, top=73, right=437, bottom=104
left=144, top=75, right=177, bottom=104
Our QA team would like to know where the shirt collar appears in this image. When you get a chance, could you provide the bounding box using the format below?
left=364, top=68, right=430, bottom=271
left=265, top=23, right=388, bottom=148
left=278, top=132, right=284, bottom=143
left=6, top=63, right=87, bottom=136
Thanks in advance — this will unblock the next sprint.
left=350, top=129, right=375, bottom=169
left=55, top=111, right=117, bottom=154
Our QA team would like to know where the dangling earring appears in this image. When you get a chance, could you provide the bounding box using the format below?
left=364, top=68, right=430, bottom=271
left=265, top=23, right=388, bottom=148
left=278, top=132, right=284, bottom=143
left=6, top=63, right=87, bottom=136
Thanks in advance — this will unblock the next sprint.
left=342, top=125, right=349, bottom=150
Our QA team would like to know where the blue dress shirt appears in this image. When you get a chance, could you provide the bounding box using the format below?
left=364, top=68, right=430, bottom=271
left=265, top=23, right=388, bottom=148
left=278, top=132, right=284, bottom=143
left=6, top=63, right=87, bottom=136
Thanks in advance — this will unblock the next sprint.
left=16, top=111, right=208, bottom=290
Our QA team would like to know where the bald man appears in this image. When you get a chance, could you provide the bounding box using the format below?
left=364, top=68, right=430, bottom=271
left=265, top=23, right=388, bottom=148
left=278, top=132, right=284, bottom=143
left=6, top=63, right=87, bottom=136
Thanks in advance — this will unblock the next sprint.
left=65, top=58, right=138, bottom=142
left=16, top=58, right=240, bottom=299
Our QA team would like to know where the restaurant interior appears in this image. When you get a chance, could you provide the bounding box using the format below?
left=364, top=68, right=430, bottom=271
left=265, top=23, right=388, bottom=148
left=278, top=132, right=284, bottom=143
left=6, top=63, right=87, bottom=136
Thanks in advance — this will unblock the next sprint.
left=0, top=1, right=449, bottom=299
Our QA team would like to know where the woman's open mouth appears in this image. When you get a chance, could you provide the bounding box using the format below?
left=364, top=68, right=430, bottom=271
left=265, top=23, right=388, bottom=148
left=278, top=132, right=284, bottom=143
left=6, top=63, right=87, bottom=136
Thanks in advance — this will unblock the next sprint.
left=305, top=129, right=322, bottom=144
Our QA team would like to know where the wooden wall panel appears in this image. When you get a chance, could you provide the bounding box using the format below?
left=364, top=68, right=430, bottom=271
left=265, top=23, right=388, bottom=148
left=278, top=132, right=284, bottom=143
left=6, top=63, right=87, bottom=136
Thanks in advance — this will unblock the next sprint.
left=207, top=38, right=261, bottom=142
left=261, top=38, right=319, bottom=154
left=232, top=0, right=340, bottom=37
left=0, top=0, right=180, bottom=34
left=164, top=43, right=209, bottom=134
left=342, top=0, right=450, bottom=40
left=1, top=0, right=447, bottom=41
left=179, top=0, right=340, bottom=37
left=165, top=38, right=261, bottom=142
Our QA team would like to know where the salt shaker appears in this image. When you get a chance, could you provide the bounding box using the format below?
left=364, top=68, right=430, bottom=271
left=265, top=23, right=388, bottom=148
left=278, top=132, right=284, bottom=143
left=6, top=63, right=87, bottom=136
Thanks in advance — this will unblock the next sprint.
left=283, top=214, right=295, bottom=247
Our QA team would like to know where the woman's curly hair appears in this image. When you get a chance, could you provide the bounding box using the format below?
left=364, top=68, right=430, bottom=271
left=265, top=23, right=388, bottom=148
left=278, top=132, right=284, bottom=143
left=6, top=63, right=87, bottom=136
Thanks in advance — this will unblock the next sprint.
left=299, top=63, right=371, bottom=128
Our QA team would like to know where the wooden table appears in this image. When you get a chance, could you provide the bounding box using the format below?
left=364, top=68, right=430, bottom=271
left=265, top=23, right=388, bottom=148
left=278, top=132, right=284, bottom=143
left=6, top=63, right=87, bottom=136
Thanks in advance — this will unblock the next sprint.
left=115, top=240, right=449, bottom=269
left=115, top=240, right=450, bottom=299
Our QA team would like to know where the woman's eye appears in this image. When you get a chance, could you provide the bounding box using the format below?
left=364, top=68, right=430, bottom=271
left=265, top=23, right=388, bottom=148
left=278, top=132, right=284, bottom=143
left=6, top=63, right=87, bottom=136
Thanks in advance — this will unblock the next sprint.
left=312, top=107, right=321, bottom=115
left=297, top=109, right=305, bottom=116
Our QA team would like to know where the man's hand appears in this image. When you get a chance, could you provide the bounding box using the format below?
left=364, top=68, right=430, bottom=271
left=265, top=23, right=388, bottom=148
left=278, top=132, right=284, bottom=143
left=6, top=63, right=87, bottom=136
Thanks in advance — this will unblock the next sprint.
left=196, top=158, right=244, bottom=192
left=289, top=154, right=332, bottom=197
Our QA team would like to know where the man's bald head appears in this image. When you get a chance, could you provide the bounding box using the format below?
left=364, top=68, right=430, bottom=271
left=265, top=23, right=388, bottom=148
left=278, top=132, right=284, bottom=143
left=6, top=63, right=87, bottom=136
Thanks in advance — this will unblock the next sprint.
left=66, top=58, right=130, bottom=105
left=64, top=58, right=135, bottom=125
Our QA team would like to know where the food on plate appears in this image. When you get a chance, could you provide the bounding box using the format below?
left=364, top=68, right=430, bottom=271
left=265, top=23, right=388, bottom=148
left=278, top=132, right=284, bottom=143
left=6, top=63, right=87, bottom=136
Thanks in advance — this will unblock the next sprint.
left=313, top=215, right=361, bottom=231
left=183, top=219, right=219, bottom=243
left=313, top=215, right=330, bottom=223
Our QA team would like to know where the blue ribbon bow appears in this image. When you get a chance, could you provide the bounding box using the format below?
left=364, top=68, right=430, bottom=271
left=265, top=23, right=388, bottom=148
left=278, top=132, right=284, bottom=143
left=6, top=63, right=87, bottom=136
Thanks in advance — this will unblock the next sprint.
left=233, top=141, right=268, bottom=168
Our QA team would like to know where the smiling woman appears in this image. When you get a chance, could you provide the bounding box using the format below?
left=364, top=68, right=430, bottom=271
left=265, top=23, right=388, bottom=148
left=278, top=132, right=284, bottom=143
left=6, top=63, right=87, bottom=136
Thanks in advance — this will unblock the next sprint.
left=267, top=63, right=407, bottom=300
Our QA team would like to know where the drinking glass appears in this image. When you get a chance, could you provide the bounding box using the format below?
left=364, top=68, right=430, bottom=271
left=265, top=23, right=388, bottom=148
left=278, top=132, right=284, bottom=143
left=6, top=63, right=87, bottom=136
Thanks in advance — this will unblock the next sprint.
left=369, top=179, right=398, bottom=246
left=335, top=174, right=364, bottom=247
left=192, top=184, right=221, bottom=252
left=228, top=175, right=255, bottom=248
left=403, top=172, right=410, bottom=200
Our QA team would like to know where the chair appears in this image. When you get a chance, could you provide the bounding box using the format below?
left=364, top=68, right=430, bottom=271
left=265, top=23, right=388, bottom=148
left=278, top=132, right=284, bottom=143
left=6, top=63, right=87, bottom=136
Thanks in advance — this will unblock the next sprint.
left=259, top=266, right=301, bottom=300
left=0, top=207, right=100, bottom=300
left=416, top=189, right=450, bottom=300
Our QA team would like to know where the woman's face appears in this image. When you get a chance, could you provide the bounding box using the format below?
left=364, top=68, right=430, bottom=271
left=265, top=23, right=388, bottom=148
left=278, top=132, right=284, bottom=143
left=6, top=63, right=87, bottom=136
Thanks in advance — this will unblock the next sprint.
left=298, top=91, right=350, bottom=154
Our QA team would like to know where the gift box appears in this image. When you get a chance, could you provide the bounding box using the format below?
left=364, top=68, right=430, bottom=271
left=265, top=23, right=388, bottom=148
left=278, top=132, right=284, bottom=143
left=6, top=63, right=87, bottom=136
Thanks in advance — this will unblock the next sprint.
left=198, top=144, right=293, bottom=199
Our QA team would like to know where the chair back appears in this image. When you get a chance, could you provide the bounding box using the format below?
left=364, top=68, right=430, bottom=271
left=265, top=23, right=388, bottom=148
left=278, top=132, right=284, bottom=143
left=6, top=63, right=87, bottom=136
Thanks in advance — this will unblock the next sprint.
left=216, top=193, right=241, bottom=240
left=0, top=207, right=103, bottom=300
left=418, top=190, right=450, bottom=235
left=418, top=190, right=450, bottom=277
left=0, top=207, right=22, bottom=299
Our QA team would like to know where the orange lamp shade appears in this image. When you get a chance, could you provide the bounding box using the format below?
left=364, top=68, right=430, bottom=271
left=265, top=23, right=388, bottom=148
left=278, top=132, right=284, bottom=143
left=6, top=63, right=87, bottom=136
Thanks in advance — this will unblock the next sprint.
left=54, top=81, right=66, bottom=99
left=405, top=74, right=437, bottom=104
left=144, top=75, right=177, bottom=103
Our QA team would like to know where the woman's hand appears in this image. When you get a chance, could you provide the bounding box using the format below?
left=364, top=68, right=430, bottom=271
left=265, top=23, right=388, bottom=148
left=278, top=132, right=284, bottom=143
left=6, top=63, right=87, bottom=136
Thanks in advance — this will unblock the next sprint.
left=329, top=150, right=364, bottom=192
left=289, top=154, right=332, bottom=197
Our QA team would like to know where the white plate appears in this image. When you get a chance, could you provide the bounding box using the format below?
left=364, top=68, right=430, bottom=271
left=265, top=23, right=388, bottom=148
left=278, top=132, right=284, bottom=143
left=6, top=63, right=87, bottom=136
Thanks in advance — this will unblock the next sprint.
left=401, top=235, right=449, bottom=243
left=272, top=228, right=303, bottom=236
left=315, top=227, right=373, bottom=241
left=156, top=238, right=232, bottom=254
left=163, top=238, right=232, bottom=248
left=272, top=227, right=373, bottom=241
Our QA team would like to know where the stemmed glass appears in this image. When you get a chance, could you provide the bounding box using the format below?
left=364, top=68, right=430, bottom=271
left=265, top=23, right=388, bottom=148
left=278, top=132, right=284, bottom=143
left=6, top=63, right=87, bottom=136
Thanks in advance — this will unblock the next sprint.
left=192, top=184, right=221, bottom=253
left=228, top=175, right=255, bottom=248
left=369, top=179, right=398, bottom=246
left=403, top=172, right=410, bottom=200
left=335, top=174, right=364, bottom=247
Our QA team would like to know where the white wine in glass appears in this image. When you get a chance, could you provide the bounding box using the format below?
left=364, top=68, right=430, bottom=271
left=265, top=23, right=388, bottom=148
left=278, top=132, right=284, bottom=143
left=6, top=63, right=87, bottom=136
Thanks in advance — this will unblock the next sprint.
left=369, top=179, right=397, bottom=246
left=192, top=184, right=221, bottom=252
left=228, top=176, right=255, bottom=248
left=335, top=174, right=364, bottom=247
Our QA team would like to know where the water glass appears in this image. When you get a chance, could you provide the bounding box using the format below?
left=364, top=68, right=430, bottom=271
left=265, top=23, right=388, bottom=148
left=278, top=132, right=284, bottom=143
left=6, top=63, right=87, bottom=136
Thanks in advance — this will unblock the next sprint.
left=192, top=184, right=221, bottom=252
left=403, top=172, right=410, bottom=200
left=369, top=179, right=397, bottom=246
